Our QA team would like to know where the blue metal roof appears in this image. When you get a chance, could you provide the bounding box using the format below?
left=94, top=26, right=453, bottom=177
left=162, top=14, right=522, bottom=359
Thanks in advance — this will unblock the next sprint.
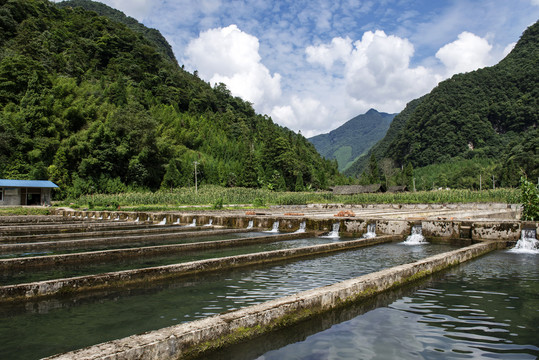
left=0, top=179, right=59, bottom=188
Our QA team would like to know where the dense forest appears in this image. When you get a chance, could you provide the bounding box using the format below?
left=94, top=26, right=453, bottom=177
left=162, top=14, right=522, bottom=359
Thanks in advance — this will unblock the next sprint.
left=0, top=0, right=342, bottom=198
left=309, top=109, right=395, bottom=172
left=346, top=21, right=538, bottom=190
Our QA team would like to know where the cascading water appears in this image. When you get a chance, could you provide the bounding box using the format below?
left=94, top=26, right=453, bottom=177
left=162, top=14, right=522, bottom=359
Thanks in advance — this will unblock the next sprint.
left=322, top=223, right=340, bottom=238
left=204, top=219, right=213, bottom=227
left=402, top=225, right=428, bottom=245
left=187, top=219, right=196, bottom=227
left=173, top=218, right=181, bottom=225
left=265, top=221, right=280, bottom=233
left=158, top=218, right=166, bottom=225
left=294, top=221, right=306, bottom=233
left=134, top=217, right=139, bottom=223
left=362, top=223, right=376, bottom=238
left=509, top=229, right=539, bottom=254
left=247, top=220, right=254, bottom=229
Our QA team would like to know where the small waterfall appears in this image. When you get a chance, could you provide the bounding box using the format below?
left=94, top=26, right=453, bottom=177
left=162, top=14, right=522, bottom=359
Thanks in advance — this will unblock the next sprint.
left=98, top=215, right=103, bottom=220
left=322, top=223, right=340, bottom=238
left=113, top=216, right=120, bottom=221
left=265, top=221, right=280, bottom=233
left=107, top=215, right=111, bottom=220
left=247, top=220, right=254, bottom=229
left=187, top=219, right=196, bottom=227
left=403, top=225, right=428, bottom=245
left=158, top=218, right=166, bottom=225
left=509, top=229, right=538, bottom=254
left=204, top=219, right=213, bottom=227
left=134, top=217, right=139, bottom=223
left=362, top=223, right=376, bottom=238
left=294, top=221, right=306, bottom=233
left=173, top=218, right=181, bottom=225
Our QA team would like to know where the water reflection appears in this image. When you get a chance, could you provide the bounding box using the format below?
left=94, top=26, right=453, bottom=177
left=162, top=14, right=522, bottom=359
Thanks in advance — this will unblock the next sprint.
left=217, top=250, right=539, bottom=360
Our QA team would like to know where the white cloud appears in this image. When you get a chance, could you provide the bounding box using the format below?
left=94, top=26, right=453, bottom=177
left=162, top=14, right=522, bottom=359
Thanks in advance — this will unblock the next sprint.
left=184, top=25, right=282, bottom=112
left=502, top=42, right=516, bottom=57
left=270, top=97, right=330, bottom=137
left=305, top=30, right=441, bottom=117
left=306, top=37, right=353, bottom=70
left=435, top=31, right=493, bottom=76
left=532, top=0, right=539, bottom=6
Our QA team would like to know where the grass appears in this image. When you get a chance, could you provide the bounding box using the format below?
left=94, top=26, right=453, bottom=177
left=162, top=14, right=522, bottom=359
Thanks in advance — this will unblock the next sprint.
left=0, top=207, right=51, bottom=216
left=59, top=185, right=520, bottom=210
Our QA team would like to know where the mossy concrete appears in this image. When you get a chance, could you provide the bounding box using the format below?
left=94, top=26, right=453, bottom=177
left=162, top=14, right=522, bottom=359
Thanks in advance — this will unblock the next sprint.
left=0, top=235, right=398, bottom=302
left=45, top=241, right=503, bottom=360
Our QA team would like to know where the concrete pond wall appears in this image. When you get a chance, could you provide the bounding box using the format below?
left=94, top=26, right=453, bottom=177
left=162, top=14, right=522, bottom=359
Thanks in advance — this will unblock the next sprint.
left=45, top=241, right=506, bottom=360
left=51, top=209, right=535, bottom=242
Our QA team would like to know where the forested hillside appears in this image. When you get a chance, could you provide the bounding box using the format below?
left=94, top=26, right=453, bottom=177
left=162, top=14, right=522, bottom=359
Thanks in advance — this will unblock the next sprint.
left=0, top=0, right=341, bottom=197
left=309, top=109, right=395, bottom=172
left=346, top=21, right=538, bottom=189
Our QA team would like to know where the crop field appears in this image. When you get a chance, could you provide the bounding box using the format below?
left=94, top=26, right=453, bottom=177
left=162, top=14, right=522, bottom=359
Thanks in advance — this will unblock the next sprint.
left=61, top=185, right=520, bottom=210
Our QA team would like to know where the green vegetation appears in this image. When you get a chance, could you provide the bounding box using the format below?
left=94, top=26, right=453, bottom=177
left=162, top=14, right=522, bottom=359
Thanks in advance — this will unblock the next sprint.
left=309, top=109, right=395, bottom=171
left=0, top=0, right=341, bottom=199
left=0, top=207, right=51, bottom=216
left=62, top=184, right=520, bottom=210
left=346, top=22, right=538, bottom=188
left=520, top=177, right=539, bottom=221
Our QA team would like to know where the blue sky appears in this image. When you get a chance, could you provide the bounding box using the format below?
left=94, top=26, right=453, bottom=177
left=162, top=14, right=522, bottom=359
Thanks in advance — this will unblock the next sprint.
left=55, top=0, right=539, bottom=137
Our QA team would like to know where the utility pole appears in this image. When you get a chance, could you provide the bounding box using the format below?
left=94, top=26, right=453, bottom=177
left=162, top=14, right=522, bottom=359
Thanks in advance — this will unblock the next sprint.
left=413, top=178, right=416, bottom=192
left=492, top=175, right=495, bottom=190
left=194, top=161, right=199, bottom=194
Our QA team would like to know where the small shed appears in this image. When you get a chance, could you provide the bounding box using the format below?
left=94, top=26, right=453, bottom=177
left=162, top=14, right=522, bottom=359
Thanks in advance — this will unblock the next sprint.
left=332, top=184, right=383, bottom=195
left=0, top=179, right=58, bottom=206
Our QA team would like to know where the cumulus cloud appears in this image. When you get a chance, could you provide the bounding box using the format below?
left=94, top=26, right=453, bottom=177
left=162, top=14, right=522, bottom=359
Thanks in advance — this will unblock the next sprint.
left=184, top=25, right=282, bottom=112
left=270, top=97, right=330, bottom=136
left=306, top=37, right=353, bottom=70
left=435, top=31, right=493, bottom=76
left=305, top=30, right=441, bottom=117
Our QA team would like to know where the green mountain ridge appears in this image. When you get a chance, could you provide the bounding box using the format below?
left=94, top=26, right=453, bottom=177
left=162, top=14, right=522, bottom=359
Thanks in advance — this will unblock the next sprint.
left=309, top=109, right=396, bottom=172
left=0, top=0, right=341, bottom=197
left=345, top=21, right=538, bottom=188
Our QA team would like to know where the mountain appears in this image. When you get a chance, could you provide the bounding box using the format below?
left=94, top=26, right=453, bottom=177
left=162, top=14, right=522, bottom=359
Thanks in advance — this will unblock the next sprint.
left=0, top=0, right=341, bottom=197
left=309, top=109, right=396, bottom=172
left=345, top=21, right=538, bottom=188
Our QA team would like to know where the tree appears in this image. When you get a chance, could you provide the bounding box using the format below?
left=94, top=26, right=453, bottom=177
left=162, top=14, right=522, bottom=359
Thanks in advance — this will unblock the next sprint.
left=295, top=171, right=304, bottom=192
left=367, top=154, right=380, bottom=184
left=162, top=159, right=181, bottom=190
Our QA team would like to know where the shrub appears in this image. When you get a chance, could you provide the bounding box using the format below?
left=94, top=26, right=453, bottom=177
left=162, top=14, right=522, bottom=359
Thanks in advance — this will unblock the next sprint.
left=520, top=177, right=539, bottom=221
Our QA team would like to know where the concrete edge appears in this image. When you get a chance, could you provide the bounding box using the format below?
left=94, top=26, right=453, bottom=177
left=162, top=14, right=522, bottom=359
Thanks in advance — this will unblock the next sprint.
left=0, top=231, right=310, bottom=270
left=0, top=235, right=398, bottom=302
left=44, top=240, right=504, bottom=360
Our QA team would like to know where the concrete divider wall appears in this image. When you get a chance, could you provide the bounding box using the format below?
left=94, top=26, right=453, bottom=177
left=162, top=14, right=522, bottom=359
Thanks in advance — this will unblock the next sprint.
left=0, top=231, right=308, bottom=271
left=50, top=209, right=532, bottom=241
left=45, top=241, right=504, bottom=360
left=0, top=235, right=399, bottom=302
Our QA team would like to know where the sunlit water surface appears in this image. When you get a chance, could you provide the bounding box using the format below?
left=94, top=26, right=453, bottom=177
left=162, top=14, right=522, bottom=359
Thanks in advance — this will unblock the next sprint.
left=0, top=242, right=456, bottom=359
left=216, top=250, right=539, bottom=360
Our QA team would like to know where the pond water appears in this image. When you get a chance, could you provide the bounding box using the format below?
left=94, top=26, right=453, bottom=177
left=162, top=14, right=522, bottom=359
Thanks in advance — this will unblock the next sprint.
left=210, top=250, right=539, bottom=360
left=0, top=242, right=457, bottom=360
left=0, top=235, right=339, bottom=285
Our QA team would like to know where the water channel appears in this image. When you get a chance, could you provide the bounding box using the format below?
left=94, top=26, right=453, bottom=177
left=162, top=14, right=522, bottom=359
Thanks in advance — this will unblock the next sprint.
left=204, top=249, right=539, bottom=360
left=0, top=235, right=338, bottom=285
left=0, top=242, right=457, bottom=359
